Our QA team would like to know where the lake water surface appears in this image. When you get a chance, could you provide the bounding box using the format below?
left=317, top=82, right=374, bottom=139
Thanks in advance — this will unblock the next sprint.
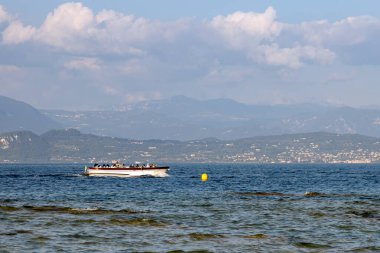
left=0, top=164, right=379, bottom=252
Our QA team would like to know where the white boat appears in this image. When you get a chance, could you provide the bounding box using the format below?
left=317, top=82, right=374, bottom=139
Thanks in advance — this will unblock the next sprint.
left=84, top=161, right=169, bottom=177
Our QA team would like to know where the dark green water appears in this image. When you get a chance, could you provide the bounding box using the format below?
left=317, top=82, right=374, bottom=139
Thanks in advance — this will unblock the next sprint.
left=0, top=164, right=379, bottom=252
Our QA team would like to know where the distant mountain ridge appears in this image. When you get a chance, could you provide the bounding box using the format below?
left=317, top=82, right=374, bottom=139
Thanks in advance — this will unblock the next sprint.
left=43, top=96, right=380, bottom=140
left=1, top=129, right=380, bottom=163
left=3, top=94, right=380, bottom=140
left=0, top=95, right=61, bottom=134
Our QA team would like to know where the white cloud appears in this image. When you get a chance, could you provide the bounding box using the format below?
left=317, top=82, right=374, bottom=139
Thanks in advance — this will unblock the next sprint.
left=328, top=16, right=380, bottom=45
left=2, top=3, right=380, bottom=109
left=5, top=2, right=186, bottom=55
left=258, top=44, right=303, bottom=68
left=2, top=21, right=36, bottom=44
left=103, top=84, right=119, bottom=96
left=0, top=5, right=11, bottom=24
left=202, top=61, right=254, bottom=85
left=210, top=7, right=282, bottom=48
left=255, top=44, right=335, bottom=68
left=92, top=9, right=190, bottom=52
left=0, top=64, right=20, bottom=72
left=64, top=57, right=101, bottom=71
left=1, top=3, right=379, bottom=68
left=294, top=15, right=380, bottom=46
left=118, top=59, right=144, bottom=76
left=35, top=2, right=94, bottom=51
left=95, top=10, right=152, bottom=43
left=208, top=7, right=338, bottom=68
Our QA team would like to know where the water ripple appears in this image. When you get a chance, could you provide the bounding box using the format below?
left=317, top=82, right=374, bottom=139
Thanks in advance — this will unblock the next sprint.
left=0, top=163, right=379, bottom=252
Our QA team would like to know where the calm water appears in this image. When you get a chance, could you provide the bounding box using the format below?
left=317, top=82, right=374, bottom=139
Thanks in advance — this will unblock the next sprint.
left=0, top=164, right=379, bottom=252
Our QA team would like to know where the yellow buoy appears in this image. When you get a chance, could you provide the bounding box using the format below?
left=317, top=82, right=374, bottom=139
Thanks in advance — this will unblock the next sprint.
left=201, top=173, right=208, bottom=182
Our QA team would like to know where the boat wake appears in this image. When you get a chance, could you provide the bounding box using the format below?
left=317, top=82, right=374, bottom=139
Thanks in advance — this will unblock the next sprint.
left=85, top=173, right=170, bottom=178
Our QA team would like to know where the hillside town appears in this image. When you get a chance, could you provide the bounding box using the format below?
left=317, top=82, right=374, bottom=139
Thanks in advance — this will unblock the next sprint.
left=1, top=130, right=380, bottom=163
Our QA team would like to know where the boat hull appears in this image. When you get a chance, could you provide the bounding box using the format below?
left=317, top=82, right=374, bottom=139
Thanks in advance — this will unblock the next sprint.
left=84, top=166, right=169, bottom=177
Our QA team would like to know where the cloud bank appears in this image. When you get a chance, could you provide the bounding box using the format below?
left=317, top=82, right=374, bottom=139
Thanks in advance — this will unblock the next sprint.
left=1, top=2, right=380, bottom=109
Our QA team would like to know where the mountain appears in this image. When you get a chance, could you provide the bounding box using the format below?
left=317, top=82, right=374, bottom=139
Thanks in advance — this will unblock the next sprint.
left=1, top=129, right=380, bottom=163
left=0, top=95, right=61, bottom=134
left=0, top=131, right=50, bottom=162
left=42, top=96, right=380, bottom=140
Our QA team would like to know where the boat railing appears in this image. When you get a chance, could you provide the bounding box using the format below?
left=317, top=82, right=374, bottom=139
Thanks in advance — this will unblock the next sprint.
left=92, top=162, right=158, bottom=168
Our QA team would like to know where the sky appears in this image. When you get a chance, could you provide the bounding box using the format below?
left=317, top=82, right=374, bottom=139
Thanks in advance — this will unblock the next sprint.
left=1, top=1, right=380, bottom=110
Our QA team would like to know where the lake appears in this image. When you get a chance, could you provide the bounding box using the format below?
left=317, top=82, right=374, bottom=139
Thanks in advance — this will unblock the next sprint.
left=0, top=163, right=379, bottom=252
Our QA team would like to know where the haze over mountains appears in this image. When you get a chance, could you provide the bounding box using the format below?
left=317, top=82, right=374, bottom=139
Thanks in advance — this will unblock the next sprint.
left=2, top=95, right=380, bottom=140
left=43, top=96, right=380, bottom=140
left=2, top=95, right=380, bottom=163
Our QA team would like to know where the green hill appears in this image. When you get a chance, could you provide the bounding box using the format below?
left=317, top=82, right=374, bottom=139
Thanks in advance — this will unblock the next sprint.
left=1, top=129, right=380, bottom=163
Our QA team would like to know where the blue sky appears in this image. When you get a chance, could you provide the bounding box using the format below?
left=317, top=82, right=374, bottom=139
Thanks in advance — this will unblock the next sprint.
left=3, top=0, right=380, bottom=23
left=1, top=1, right=380, bottom=110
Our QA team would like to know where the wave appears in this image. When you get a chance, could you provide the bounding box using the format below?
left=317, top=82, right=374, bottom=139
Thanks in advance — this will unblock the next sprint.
left=188, top=233, right=225, bottom=241
left=107, top=218, right=167, bottom=227
left=241, top=233, right=268, bottom=239
left=24, top=205, right=142, bottom=215
left=303, top=192, right=380, bottom=198
left=232, top=191, right=380, bottom=198
left=0, top=230, right=33, bottom=236
left=0, top=198, right=18, bottom=203
left=294, top=242, right=331, bottom=249
left=233, top=192, right=292, bottom=196
left=64, top=174, right=86, bottom=177
left=0, top=205, right=19, bottom=212
left=0, top=174, right=77, bottom=178
left=0, top=204, right=144, bottom=215
left=350, top=246, right=380, bottom=251
left=347, top=210, right=380, bottom=219
left=57, top=217, right=168, bottom=227
left=304, top=191, right=325, bottom=197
